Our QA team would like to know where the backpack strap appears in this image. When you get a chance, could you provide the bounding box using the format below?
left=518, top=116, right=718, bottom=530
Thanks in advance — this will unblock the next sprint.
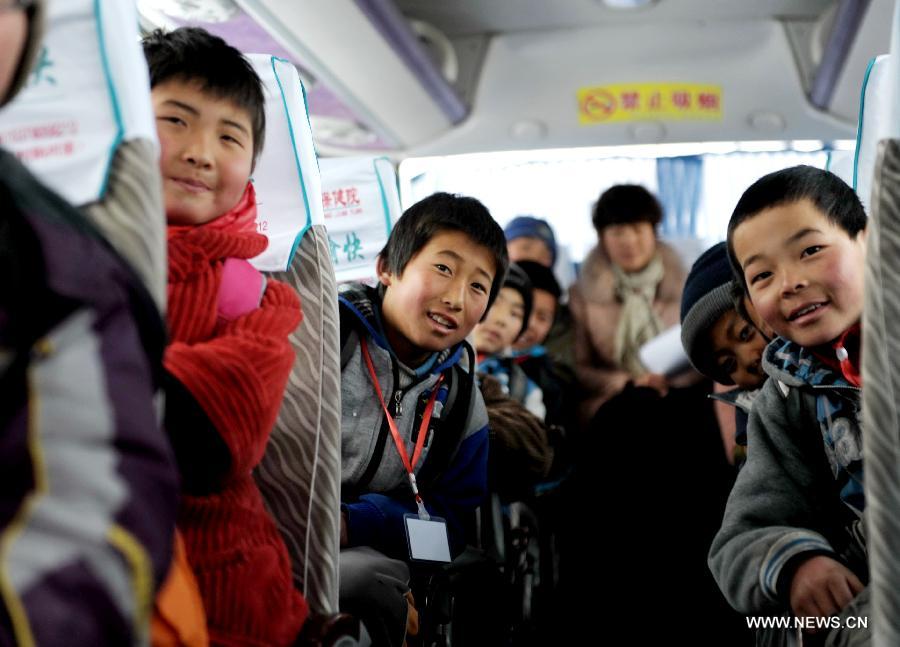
left=417, top=343, right=476, bottom=490
left=339, top=299, right=359, bottom=370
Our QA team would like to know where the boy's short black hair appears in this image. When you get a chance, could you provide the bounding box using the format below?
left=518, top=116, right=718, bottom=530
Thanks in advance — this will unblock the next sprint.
left=592, top=184, right=663, bottom=232
left=726, top=165, right=867, bottom=287
left=142, top=27, right=266, bottom=162
left=379, top=192, right=509, bottom=311
left=516, top=260, right=561, bottom=302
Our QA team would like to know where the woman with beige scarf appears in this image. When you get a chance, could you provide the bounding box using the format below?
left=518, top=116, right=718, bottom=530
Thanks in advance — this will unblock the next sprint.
left=563, top=185, right=749, bottom=645
left=569, top=184, right=689, bottom=425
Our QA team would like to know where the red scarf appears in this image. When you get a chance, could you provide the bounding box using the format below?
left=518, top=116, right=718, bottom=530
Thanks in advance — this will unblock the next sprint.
left=166, top=183, right=269, bottom=344
left=167, top=182, right=260, bottom=240
left=164, top=181, right=308, bottom=644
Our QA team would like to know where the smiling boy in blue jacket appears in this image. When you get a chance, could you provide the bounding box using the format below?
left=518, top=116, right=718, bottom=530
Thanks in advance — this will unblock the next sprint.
left=338, top=192, right=508, bottom=646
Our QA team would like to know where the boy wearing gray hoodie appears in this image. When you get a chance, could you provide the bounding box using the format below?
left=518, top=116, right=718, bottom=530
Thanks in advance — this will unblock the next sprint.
left=713, top=166, right=870, bottom=646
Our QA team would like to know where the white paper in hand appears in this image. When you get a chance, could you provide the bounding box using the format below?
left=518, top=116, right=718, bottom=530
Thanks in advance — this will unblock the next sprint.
left=639, top=324, right=691, bottom=377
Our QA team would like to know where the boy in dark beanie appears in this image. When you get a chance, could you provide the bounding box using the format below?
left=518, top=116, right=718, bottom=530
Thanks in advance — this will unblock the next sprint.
left=681, top=242, right=770, bottom=467
left=681, top=241, right=771, bottom=389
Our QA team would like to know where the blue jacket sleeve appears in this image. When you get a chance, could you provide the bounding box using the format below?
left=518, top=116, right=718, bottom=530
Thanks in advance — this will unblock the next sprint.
left=345, top=425, right=489, bottom=559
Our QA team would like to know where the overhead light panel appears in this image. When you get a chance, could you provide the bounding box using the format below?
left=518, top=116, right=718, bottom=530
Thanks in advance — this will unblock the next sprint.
left=138, top=0, right=240, bottom=23
left=602, top=0, right=658, bottom=10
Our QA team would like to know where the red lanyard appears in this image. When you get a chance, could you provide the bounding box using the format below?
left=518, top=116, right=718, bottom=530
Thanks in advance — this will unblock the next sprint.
left=360, top=338, right=443, bottom=519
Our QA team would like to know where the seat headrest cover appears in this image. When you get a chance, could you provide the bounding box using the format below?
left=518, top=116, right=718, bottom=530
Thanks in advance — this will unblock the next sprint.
left=319, top=156, right=401, bottom=283
left=853, top=54, right=897, bottom=211
left=0, top=0, right=156, bottom=206
left=826, top=149, right=854, bottom=188
left=247, top=55, right=324, bottom=272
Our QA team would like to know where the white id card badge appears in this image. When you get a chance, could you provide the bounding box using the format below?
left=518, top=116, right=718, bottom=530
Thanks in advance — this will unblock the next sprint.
left=404, top=514, right=452, bottom=563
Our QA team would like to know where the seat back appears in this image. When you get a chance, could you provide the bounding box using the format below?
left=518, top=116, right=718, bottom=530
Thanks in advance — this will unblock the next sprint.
left=0, top=0, right=165, bottom=307
left=864, top=136, right=900, bottom=647
left=248, top=54, right=342, bottom=616
left=319, top=156, right=402, bottom=284
left=859, top=6, right=900, bottom=645
left=246, top=55, right=323, bottom=273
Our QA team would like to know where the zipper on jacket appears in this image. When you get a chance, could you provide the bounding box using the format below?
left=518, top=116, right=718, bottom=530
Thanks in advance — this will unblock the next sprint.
left=358, top=357, right=437, bottom=489
left=357, top=357, right=445, bottom=491
left=393, top=390, right=403, bottom=418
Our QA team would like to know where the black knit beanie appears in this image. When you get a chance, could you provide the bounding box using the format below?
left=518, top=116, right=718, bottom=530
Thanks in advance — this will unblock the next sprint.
left=680, top=242, right=738, bottom=385
left=503, top=263, right=533, bottom=339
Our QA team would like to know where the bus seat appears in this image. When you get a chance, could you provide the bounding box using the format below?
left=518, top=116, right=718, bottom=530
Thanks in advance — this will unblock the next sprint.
left=247, top=54, right=343, bottom=618
left=863, top=136, right=900, bottom=647
left=0, top=0, right=165, bottom=309
left=861, top=5, right=900, bottom=643
left=319, top=156, right=403, bottom=284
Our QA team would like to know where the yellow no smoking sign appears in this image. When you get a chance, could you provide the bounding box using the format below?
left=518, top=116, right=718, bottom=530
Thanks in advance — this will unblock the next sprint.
left=577, top=83, right=723, bottom=124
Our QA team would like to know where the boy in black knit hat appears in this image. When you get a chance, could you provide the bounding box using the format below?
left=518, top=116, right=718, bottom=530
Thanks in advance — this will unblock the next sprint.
left=681, top=242, right=771, bottom=390
left=680, top=241, right=771, bottom=467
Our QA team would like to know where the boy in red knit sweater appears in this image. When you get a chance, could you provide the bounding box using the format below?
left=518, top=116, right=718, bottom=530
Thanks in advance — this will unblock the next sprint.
left=142, top=28, right=307, bottom=646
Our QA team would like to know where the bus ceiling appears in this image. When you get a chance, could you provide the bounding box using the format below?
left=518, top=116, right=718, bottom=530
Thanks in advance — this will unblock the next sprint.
left=140, top=0, right=894, bottom=157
